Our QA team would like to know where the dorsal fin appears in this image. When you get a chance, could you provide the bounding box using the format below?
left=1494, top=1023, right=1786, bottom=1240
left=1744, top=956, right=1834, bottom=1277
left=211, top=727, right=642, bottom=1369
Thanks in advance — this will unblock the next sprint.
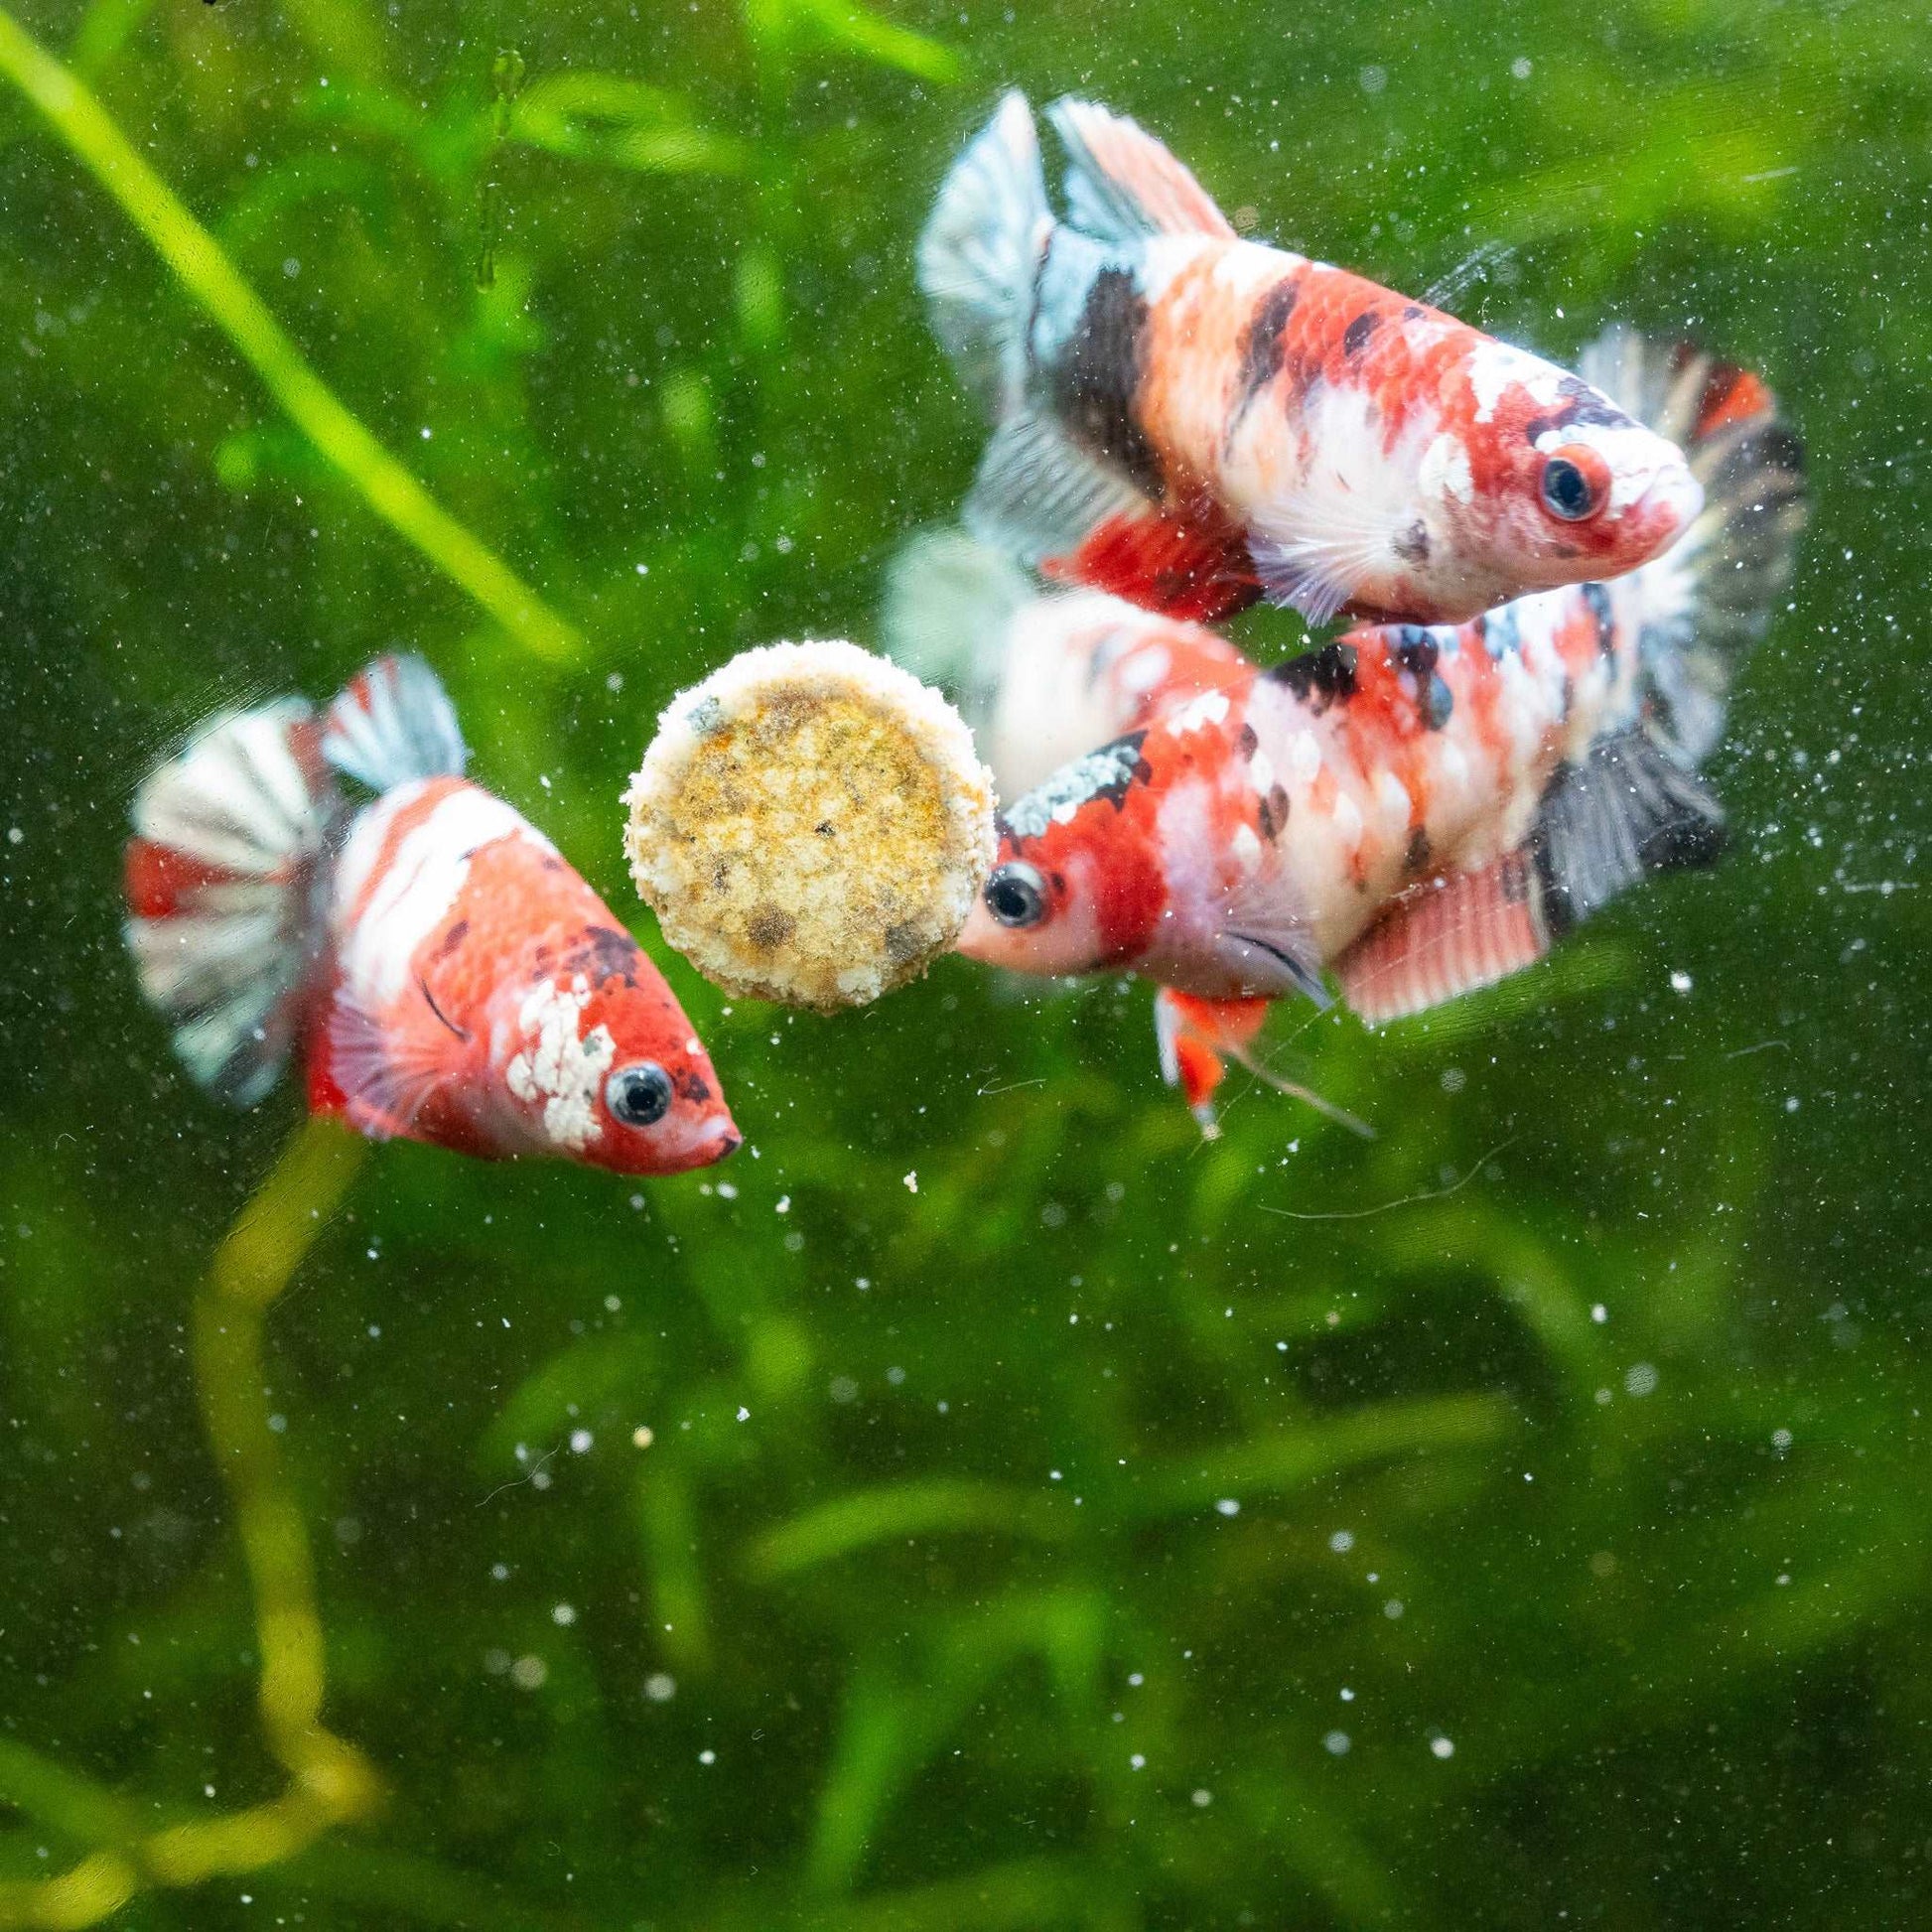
left=1046, top=97, right=1237, bottom=244
left=323, top=654, right=469, bottom=795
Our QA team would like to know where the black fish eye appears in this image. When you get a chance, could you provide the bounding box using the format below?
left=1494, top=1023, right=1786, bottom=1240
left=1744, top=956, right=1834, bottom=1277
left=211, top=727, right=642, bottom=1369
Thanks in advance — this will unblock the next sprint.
left=606, top=1061, right=672, bottom=1128
left=985, top=861, right=1046, bottom=928
left=1541, top=454, right=1597, bottom=521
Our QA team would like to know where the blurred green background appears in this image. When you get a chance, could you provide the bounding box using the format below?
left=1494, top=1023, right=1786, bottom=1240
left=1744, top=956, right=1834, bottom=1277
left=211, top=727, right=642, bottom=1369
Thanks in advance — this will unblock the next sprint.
left=2, top=0, right=1929, bottom=1925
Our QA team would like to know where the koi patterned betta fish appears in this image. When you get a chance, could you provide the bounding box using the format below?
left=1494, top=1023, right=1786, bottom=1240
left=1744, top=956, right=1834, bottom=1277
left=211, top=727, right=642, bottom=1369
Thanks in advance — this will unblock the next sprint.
left=892, top=332, right=1805, bottom=1129
left=918, top=93, right=1703, bottom=628
left=124, top=656, right=740, bottom=1173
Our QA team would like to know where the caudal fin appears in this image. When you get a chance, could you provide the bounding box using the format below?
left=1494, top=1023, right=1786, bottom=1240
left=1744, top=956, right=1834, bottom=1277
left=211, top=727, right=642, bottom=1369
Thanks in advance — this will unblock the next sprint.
left=1580, top=328, right=1808, bottom=767
left=322, top=653, right=468, bottom=793
left=917, top=90, right=1050, bottom=417
left=125, top=699, right=339, bottom=1105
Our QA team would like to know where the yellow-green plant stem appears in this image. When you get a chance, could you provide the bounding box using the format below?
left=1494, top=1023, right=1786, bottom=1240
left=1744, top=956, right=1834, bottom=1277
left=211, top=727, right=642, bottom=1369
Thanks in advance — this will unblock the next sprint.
left=0, top=7, right=581, bottom=663
left=0, top=1121, right=379, bottom=1931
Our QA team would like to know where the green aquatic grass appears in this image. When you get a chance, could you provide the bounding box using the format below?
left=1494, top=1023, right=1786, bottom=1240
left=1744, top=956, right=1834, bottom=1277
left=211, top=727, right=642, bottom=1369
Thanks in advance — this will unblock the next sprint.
left=0, top=0, right=1928, bottom=1927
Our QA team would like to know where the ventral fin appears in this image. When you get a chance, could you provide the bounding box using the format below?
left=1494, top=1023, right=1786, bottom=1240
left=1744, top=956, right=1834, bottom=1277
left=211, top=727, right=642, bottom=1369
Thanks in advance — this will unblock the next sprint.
left=1336, top=852, right=1550, bottom=1026
left=1154, top=989, right=1269, bottom=1135
left=1046, top=502, right=1257, bottom=622
left=1531, top=731, right=1725, bottom=933
left=1046, top=97, right=1237, bottom=244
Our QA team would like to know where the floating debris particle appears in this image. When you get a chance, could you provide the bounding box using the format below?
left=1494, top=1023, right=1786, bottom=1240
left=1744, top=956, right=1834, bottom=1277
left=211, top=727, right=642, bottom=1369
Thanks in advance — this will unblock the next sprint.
left=625, top=641, right=994, bottom=1010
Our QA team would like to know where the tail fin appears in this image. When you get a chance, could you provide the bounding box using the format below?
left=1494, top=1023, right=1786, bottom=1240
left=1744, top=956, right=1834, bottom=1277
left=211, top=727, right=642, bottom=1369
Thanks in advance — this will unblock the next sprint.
left=125, top=700, right=338, bottom=1105
left=322, top=654, right=468, bottom=794
left=917, top=91, right=1050, bottom=416
left=1579, top=328, right=1808, bottom=766
left=881, top=529, right=1034, bottom=742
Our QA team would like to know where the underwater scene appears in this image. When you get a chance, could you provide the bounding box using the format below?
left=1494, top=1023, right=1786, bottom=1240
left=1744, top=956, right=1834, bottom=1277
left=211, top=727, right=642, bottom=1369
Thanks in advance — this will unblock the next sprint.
left=2, top=0, right=1929, bottom=1925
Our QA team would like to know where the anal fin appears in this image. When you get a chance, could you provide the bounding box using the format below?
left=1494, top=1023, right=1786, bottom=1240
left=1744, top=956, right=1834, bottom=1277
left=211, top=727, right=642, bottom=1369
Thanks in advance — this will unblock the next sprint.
left=1336, top=852, right=1551, bottom=1026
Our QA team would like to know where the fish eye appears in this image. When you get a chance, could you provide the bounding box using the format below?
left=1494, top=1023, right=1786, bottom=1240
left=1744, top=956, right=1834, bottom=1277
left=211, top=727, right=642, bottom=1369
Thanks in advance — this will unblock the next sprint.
left=984, top=861, right=1046, bottom=928
left=1540, top=447, right=1608, bottom=522
left=606, top=1061, right=673, bottom=1128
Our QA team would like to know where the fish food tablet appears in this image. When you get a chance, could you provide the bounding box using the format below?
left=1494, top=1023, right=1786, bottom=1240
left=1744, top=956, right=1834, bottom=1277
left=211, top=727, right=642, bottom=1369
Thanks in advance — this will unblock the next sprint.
left=624, top=641, right=996, bottom=1010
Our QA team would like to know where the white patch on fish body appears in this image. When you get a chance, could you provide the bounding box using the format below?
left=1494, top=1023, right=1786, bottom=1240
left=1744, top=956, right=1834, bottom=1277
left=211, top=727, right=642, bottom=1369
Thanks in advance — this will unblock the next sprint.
left=1329, top=789, right=1364, bottom=850
left=336, top=783, right=549, bottom=1008
left=1465, top=339, right=1568, bottom=425
left=1288, top=730, right=1322, bottom=785
left=1168, top=688, right=1231, bottom=733
left=1374, top=770, right=1412, bottom=824
left=1248, top=747, right=1276, bottom=794
left=1420, top=431, right=1475, bottom=505
left=1001, top=735, right=1147, bottom=841
left=1231, top=822, right=1262, bottom=874
left=504, top=975, right=616, bottom=1152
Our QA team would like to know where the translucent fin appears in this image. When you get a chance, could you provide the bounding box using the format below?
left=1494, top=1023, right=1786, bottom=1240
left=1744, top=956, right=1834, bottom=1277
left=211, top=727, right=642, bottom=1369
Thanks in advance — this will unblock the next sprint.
left=322, top=984, right=462, bottom=1144
left=1155, top=990, right=1367, bottom=1138
left=881, top=529, right=1035, bottom=740
left=1246, top=530, right=1359, bottom=625
left=1530, top=731, right=1726, bottom=933
left=1578, top=328, right=1807, bottom=766
left=1046, top=97, right=1236, bottom=243
left=917, top=90, right=1051, bottom=415
left=322, top=654, right=469, bottom=795
left=124, top=698, right=338, bottom=1105
left=965, top=410, right=1152, bottom=567
left=1336, top=853, right=1552, bottom=1026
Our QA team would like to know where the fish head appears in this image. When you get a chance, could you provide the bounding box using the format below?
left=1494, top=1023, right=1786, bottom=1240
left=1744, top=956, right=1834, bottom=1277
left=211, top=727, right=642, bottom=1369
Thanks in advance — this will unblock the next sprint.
left=1429, top=340, right=1702, bottom=616
left=497, top=928, right=739, bottom=1175
left=956, top=731, right=1173, bottom=979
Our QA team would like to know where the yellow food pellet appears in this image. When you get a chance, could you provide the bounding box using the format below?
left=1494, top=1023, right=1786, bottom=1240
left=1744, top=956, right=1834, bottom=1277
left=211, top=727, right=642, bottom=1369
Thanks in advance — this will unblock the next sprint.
left=624, top=641, right=995, bottom=1010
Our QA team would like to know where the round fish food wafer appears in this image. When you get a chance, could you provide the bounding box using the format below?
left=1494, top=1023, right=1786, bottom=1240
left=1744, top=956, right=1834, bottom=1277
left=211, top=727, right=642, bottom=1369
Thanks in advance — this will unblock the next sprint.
left=624, top=641, right=996, bottom=1010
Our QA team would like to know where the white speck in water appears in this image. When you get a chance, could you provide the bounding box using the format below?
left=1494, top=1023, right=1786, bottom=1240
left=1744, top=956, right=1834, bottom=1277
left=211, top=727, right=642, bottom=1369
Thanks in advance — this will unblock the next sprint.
left=644, top=1673, right=676, bottom=1702
left=698, top=1749, right=716, bottom=1765
left=902, top=1171, right=918, bottom=1192
left=1670, top=969, right=1693, bottom=994
left=829, top=1376, right=859, bottom=1405
left=775, top=1195, right=790, bottom=1214
left=1510, top=55, right=1532, bottom=78
left=552, top=1602, right=576, bottom=1626
left=1624, top=1362, right=1660, bottom=1397
left=736, top=1406, right=751, bottom=1422
left=569, top=1429, right=593, bottom=1453
left=1328, top=1530, right=1355, bottom=1553
left=1191, top=1788, right=1213, bottom=1808
left=490, top=1562, right=509, bottom=1581
left=631, top=1426, right=654, bottom=1449
left=716, top=1180, right=738, bottom=1200
left=1359, top=64, right=1386, bottom=92
left=1215, top=1498, right=1240, bottom=1517
left=1590, top=1303, right=1607, bottom=1323
left=1431, top=1734, right=1455, bottom=1759
left=510, top=1655, right=547, bottom=1690
left=1339, top=1687, right=1354, bottom=1701
left=1384, top=1598, right=1405, bottom=1619
left=1772, top=1427, right=1793, bottom=1451
left=1324, top=1730, right=1351, bottom=1755
left=1130, top=1752, right=1147, bottom=1769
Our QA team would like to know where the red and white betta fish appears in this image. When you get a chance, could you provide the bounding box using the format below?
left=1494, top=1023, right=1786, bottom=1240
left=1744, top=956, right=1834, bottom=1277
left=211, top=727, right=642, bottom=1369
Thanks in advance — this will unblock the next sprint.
left=125, top=656, right=741, bottom=1173
left=918, top=93, right=1703, bottom=627
left=891, top=332, right=1805, bottom=1129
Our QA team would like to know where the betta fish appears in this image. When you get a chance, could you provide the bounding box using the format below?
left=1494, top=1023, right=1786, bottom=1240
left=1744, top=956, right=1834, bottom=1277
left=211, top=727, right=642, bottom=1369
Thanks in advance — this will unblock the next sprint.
left=125, top=655, right=741, bottom=1174
left=893, top=332, right=1804, bottom=1129
left=918, top=93, right=1703, bottom=628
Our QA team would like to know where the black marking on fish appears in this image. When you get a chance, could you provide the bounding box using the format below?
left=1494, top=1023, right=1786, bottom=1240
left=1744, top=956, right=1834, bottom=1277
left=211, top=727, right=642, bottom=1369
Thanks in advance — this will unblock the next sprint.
left=1393, top=519, right=1430, bottom=565
left=1236, top=722, right=1259, bottom=759
left=1342, top=310, right=1380, bottom=358
left=1267, top=641, right=1358, bottom=711
left=677, top=1069, right=712, bottom=1103
left=1404, top=826, right=1432, bottom=875
left=1259, top=782, right=1291, bottom=841
left=433, top=917, right=470, bottom=960
left=1391, top=630, right=1453, bottom=730
left=1230, top=274, right=1302, bottom=428
left=1000, top=731, right=1152, bottom=845
left=1524, top=376, right=1633, bottom=445
left=564, top=924, right=644, bottom=986
left=1054, top=266, right=1162, bottom=494
left=1402, top=303, right=1424, bottom=321
left=419, top=974, right=472, bottom=1041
